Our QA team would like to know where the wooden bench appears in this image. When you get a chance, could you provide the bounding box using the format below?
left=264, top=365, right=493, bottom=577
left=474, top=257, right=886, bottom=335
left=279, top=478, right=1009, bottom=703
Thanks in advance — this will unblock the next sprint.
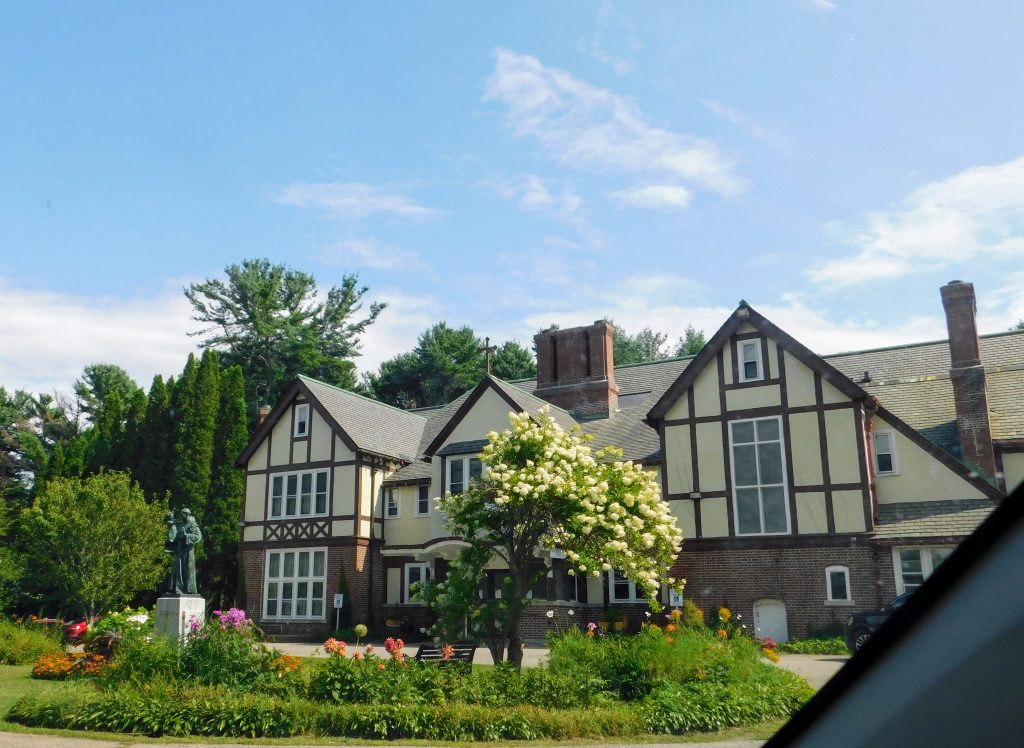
left=413, top=640, right=477, bottom=669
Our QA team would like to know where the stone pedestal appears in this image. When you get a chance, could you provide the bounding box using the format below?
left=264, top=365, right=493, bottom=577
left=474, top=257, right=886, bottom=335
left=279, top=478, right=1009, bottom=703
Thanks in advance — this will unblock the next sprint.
left=155, top=595, right=206, bottom=640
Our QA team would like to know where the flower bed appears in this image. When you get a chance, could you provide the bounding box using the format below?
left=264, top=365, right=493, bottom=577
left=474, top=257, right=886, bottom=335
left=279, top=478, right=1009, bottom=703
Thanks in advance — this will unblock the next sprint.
left=9, top=605, right=813, bottom=739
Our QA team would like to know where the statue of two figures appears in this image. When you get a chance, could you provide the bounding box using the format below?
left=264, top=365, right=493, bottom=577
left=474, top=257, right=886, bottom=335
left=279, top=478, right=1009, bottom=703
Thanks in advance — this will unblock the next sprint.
left=164, top=508, right=202, bottom=596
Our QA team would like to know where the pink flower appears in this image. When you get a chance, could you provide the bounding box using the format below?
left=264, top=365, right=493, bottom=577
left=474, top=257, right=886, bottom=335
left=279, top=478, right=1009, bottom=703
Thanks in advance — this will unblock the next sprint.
left=587, top=622, right=597, bottom=632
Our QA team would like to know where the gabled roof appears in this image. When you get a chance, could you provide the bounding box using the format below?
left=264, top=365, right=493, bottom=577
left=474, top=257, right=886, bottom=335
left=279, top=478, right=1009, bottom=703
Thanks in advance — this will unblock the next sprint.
left=421, top=375, right=577, bottom=457
left=235, top=375, right=427, bottom=466
left=645, top=302, right=869, bottom=423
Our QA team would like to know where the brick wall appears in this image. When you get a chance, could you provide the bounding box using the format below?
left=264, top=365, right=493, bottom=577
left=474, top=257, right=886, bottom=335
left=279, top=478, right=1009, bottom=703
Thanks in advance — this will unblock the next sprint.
left=533, top=321, right=619, bottom=418
left=675, top=544, right=891, bottom=639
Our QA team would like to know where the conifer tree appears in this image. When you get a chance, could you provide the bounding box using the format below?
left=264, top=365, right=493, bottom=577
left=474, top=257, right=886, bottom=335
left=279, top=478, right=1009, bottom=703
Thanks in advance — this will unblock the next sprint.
left=172, top=351, right=219, bottom=526
left=121, top=389, right=147, bottom=478
left=140, top=375, right=175, bottom=500
left=204, top=364, right=248, bottom=605
left=88, top=390, right=123, bottom=473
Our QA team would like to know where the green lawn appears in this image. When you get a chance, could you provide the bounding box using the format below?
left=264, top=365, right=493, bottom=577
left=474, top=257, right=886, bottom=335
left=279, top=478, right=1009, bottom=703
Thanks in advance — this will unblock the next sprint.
left=0, top=665, right=786, bottom=745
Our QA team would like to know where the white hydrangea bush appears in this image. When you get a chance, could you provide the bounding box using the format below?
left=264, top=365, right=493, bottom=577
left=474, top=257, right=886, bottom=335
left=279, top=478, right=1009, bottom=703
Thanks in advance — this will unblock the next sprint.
left=439, top=406, right=684, bottom=606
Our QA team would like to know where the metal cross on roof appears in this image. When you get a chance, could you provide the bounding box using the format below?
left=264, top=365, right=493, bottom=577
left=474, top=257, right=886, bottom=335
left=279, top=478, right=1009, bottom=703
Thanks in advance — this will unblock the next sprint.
left=479, top=336, right=497, bottom=375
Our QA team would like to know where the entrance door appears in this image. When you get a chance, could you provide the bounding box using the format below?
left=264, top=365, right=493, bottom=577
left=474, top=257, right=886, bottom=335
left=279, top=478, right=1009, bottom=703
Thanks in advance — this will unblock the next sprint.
left=753, top=599, right=789, bottom=643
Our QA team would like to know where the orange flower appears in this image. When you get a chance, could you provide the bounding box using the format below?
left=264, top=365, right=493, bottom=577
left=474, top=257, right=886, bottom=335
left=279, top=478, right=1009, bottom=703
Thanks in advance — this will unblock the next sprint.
left=377, top=663, right=386, bottom=670
left=665, top=636, right=674, bottom=644
left=665, top=623, right=677, bottom=633
left=717, top=628, right=727, bottom=638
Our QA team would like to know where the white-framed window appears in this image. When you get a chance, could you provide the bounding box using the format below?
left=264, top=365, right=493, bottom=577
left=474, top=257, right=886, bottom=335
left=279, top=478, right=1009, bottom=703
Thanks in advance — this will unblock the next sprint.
left=738, top=340, right=763, bottom=382
left=269, top=469, right=329, bottom=519
left=609, top=570, right=643, bottom=603
left=294, top=403, right=310, bottom=437
left=416, top=484, right=430, bottom=516
left=404, top=562, right=431, bottom=604
left=872, top=431, right=899, bottom=475
left=447, top=455, right=483, bottom=495
left=730, top=416, right=790, bottom=535
left=264, top=548, right=326, bottom=620
left=894, top=546, right=953, bottom=594
left=385, top=488, right=399, bottom=518
left=825, top=565, right=852, bottom=604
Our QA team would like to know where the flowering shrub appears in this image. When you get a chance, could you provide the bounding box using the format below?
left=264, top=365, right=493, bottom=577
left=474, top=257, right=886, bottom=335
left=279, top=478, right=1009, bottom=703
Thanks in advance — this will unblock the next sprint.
left=423, top=407, right=685, bottom=665
left=32, top=651, right=107, bottom=680
left=180, top=608, right=277, bottom=690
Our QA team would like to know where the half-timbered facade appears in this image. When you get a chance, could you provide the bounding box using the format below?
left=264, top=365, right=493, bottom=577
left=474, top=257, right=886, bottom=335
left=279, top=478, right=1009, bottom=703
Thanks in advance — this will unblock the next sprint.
left=237, top=280, right=1021, bottom=641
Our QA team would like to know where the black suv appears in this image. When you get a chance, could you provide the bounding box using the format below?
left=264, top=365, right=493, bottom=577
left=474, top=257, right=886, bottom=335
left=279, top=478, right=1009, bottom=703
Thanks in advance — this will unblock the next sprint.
left=844, top=592, right=914, bottom=652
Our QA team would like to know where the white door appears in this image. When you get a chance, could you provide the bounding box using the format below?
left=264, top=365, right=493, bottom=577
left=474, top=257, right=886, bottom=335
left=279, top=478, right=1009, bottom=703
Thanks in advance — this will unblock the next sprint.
left=753, top=599, right=789, bottom=643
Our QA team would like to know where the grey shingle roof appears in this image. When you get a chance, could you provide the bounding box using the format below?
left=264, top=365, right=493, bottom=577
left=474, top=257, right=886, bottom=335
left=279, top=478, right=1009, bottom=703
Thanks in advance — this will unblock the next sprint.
left=298, top=376, right=426, bottom=462
left=825, top=331, right=1024, bottom=446
left=437, top=439, right=491, bottom=456
left=489, top=377, right=579, bottom=433
left=873, top=500, right=998, bottom=539
left=354, top=327, right=1023, bottom=484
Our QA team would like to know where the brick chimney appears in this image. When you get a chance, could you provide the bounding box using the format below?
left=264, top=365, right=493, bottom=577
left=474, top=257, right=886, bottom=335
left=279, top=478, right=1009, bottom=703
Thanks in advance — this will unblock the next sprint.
left=940, top=280, right=996, bottom=477
left=533, top=320, right=619, bottom=419
left=257, top=405, right=272, bottom=426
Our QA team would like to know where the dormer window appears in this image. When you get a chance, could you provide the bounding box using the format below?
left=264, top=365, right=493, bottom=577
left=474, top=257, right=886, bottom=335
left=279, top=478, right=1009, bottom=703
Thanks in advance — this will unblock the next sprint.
left=448, top=456, right=483, bottom=495
left=739, top=341, right=763, bottom=382
left=294, top=403, right=310, bottom=437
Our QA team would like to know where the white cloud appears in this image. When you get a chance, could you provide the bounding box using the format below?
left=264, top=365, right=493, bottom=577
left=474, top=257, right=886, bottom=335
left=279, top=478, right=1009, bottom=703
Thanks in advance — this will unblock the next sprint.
left=0, top=278, right=197, bottom=396
left=315, top=238, right=428, bottom=273
left=578, top=36, right=635, bottom=75
left=484, top=48, right=744, bottom=198
left=611, top=184, right=692, bottom=211
left=480, top=173, right=600, bottom=244
left=701, top=99, right=792, bottom=155
left=276, top=182, right=436, bottom=220
left=811, top=156, right=1024, bottom=287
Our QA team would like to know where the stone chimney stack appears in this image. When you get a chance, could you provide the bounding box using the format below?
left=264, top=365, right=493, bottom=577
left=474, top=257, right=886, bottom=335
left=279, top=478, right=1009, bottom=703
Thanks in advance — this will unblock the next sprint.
left=533, top=320, right=619, bottom=419
left=940, top=280, right=996, bottom=477
left=257, top=405, right=272, bottom=426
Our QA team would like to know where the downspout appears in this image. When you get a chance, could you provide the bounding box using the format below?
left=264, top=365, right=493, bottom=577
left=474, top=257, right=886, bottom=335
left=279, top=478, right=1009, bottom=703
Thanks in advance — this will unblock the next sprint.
left=863, top=396, right=881, bottom=524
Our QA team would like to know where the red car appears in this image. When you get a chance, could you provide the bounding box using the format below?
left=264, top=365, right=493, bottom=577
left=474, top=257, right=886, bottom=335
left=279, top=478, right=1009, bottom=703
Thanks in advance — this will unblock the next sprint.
left=62, top=618, right=89, bottom=642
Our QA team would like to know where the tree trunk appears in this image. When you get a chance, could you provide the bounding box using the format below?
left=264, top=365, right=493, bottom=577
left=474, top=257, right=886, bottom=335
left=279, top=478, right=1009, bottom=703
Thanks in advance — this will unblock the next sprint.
left=505, top=576, right=525, bottom=669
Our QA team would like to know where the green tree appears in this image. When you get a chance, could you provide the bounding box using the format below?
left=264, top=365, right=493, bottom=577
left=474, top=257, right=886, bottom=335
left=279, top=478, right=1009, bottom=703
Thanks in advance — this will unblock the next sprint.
left=0, top=388, right=47, bottom=524
left=140, top=375, right=176, bottom=500
left=419, top=408, right=683, bottom=667
left=87, top=390, right=123, bottom=474
left=674, top=324, right=707, bottom=357
left=120, top=388, right=148, bottom=478
left=491, top=340, right=537, bottom=381
left=363, top=324, right=537, bottom=408
left=611, top=322, right=669, bottom=365
left=1011, top=319, right=1024, bottom=331
left=172, top=351, right=220, bottom=525
left=19, top=471, right=169, bottom=621
left=185, top=258, right=384, bottom=413
left=73, top=364, right=141, bottom=422
left=204, top=365, right=248, bottom=606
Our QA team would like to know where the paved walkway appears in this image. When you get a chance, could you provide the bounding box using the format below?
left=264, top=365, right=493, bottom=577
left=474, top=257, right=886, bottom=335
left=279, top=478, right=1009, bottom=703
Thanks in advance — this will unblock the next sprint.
left=273, top=642, right=849, bottom=685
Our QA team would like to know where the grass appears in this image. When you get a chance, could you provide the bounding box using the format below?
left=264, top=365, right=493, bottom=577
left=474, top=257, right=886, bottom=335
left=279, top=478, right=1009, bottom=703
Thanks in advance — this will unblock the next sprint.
left=0, top=665, right=786, bottom=744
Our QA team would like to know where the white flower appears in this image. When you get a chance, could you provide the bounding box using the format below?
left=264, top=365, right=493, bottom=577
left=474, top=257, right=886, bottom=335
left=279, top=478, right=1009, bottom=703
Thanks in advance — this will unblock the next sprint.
left=545, top=610, right=554, bottom=619
left=567, top=609, right=574, bottom=616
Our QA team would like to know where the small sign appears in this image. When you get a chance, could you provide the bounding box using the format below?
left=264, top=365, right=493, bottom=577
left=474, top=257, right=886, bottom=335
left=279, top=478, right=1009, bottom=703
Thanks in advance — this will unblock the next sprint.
left=669, top=589, right=684, bottom=607
left=333, top=594, right=345, bottom=609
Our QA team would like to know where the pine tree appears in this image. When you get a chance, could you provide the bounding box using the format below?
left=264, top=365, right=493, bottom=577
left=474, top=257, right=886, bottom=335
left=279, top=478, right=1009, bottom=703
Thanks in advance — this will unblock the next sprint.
left=121, top=389, right=147, bottom=479
left=141, top=375, right=175, bottom=500
left=88, top=390, right=123, bottom=473
left=204, top=365, right=248, bottom=605
left=172, top=350, right=220, bottom=527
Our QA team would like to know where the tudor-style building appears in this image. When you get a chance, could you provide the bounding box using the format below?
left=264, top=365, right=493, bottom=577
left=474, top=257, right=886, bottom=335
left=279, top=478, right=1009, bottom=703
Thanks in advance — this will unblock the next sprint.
left=236, top=280, right=1022, bottom=642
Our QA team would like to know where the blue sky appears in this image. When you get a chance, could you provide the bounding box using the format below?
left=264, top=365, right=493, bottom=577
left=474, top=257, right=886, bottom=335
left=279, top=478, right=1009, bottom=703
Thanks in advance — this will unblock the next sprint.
left=2, top=1, right=1022, bottom=395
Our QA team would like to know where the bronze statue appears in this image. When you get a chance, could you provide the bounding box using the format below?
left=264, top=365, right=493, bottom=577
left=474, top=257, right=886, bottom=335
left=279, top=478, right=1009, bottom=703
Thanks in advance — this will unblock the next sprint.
left=165, top=508, right=202, bottom=596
